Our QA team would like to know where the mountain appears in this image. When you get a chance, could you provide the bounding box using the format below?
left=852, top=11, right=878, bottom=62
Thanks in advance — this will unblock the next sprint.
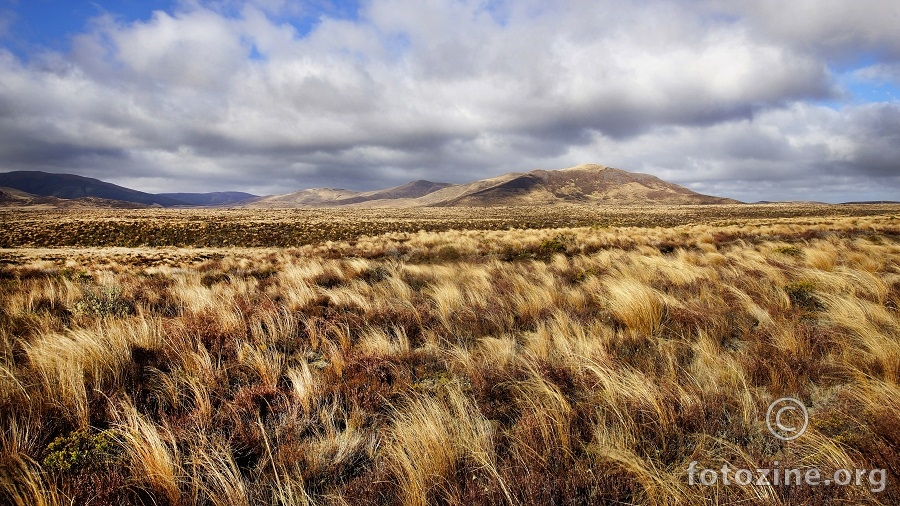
left=423, top=164, right=736, bottom=206
left=249, top=180, right=453, bottom=208
left=251, top=188, right=364, bottom=207
left=250, top=164, right=737, bottom=208
left=0, top=187, right=150, bottom=209
left=344, top=180, right=455, bottom=203
left=0, top=186, right=39, bottom=203
left=0, top=171, right=262, bottom=207
left=0, top=171, right=182, bottom=207
left=157, top=191, right=259, bottom=206
left=1, top=164, right=738, bottom=209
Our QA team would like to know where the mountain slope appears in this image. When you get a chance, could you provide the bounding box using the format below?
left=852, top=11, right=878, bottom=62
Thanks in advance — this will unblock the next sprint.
left=354, top=180, right=454, bottom=201
left=157, top=191, right=259, bottom=206
left=0, top=171, right=183, bottom=206
left=0, top=171, right=261, bottom=207
left=1, top=164, right=738, bottom=209
left=250, top=188, right=362, bottom=207
left=0, top=187, right=150, bottom=209
left=248, top=180, right=453, bottom=208
left=436, top=164, right=736, bottom=206
left=250, top=164, right=737, bottom=208
left=359, top=164, right=737, bottom=207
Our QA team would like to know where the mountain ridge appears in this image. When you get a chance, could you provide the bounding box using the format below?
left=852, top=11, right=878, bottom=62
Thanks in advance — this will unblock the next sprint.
left=0, top=171, right=181, bottom=206
left=0, top=186, right=151, bottom=209
left=0, top=171, right=259, bottom=207
left=248, top=164, right=738, bottom=207
left=1, top=164, right=739, bottom=208
left=157, top=191, right=259, bottom=206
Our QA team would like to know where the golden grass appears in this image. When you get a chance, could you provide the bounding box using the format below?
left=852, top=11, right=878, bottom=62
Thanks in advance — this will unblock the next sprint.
left=116, top=402, right=181, bottom=503
left=602, top=277, right=666, bottom=335
left=0, top=206, right=899, bottom=504
left=384, top=386, right=503, bottom=506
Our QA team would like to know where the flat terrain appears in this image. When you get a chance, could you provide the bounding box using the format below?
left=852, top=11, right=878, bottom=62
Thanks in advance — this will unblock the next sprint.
left=2, top=203, right=900, bottom=248
left=1, top=204, right=899, bottom=505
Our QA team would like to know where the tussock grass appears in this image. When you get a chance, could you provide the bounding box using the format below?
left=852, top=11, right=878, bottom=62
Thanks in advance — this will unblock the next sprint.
left=25, top=317, right=162, bottom=426
left=116, top=402, right=181, bottom=503
left=0, top=454, right=62, bottom=506
left=603, top=277, right=666, bottom=335
left=384, top=386, right=504, bottom=506
left=188, top=434, right=249, bottom=506
left=1, top=206, right=899, bottom=504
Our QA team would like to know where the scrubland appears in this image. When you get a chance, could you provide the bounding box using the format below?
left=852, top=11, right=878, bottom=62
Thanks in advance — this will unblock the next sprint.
left=2, top=203, right=898, bottom=248
left=1, top=205, right=899, bottom=505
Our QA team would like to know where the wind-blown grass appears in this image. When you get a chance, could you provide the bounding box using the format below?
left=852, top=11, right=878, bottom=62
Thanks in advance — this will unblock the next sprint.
left=1, top=206, right=899, bottom=504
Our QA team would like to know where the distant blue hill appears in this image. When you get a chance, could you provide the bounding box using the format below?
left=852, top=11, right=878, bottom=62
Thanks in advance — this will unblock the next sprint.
left=157, top=192, right=259, bottom=206
left=0, top=171, right=257, bottom=207
left=0, top=171, right=183, bottom=206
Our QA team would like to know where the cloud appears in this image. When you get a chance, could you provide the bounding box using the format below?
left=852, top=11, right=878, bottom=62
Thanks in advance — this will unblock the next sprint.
left=852, top=63, right=900, bottom=88
left=0, top=0, right=897, bottom=201
left=713, top=0, right=900, bottom=62
left=580, top=102, right=900, bottom=202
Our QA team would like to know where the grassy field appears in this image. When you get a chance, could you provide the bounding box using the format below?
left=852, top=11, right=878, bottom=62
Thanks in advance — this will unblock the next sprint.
left=1, top=204, right=899, bottom=505
left=3, top=203, right=899, bottom=248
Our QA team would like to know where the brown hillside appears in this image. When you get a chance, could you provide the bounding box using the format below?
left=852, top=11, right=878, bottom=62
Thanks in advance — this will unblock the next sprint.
left=248, top=164, right=738, bottom=208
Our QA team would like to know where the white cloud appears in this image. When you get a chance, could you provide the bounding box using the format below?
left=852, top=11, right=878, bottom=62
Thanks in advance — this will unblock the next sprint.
left=0, top=0, right=897, bottom=201
left=109, top=9, right=245, bottom=90
left=852, top=63, right=900, bottom=86
left=716, top=0, right=900, bottom=61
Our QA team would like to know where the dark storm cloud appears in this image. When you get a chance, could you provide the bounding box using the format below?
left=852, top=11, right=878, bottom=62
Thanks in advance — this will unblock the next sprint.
left=0, top=138, right=127, bottom=168
left=0, top=0, right=897, bottom=201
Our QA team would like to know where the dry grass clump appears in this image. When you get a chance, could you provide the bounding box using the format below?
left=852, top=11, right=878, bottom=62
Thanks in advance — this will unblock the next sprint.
left=602, top=278, right=665, bottom=335
left=0, top=206, right=899, bottom=504
left=384, top=386, right=504, bottom=506
left=116, top=403, right=181, bottom=503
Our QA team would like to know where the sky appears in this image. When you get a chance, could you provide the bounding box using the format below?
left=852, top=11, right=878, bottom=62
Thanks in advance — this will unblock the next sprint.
left=0, top=0, right=899, bottom=202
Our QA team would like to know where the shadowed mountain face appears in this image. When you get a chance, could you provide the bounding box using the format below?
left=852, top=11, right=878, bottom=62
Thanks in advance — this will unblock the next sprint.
left=0, top=171, right=183, bottom=206
left=250, top=164, right=739, bottom=208
left=0, top=171, right=260, bottom=207
left=157, top=192, right=259, bottom=206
